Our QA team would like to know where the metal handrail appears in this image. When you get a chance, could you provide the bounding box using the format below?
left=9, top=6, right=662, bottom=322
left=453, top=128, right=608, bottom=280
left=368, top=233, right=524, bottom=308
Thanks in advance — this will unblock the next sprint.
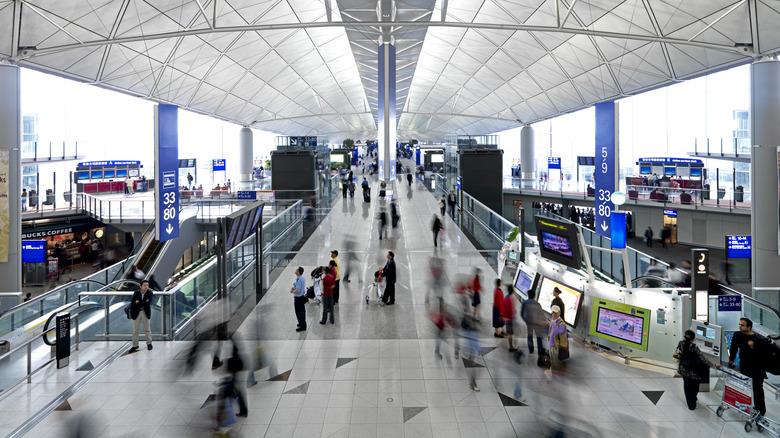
left=630, top=275, right=687, bottom=289
left=0, top=279, right=106, bottom=318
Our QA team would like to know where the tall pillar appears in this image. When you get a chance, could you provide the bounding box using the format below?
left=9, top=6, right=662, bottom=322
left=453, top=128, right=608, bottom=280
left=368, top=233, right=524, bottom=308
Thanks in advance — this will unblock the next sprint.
left=239, top=126, right=253, bottom=181
left=751, top=59, right=780, bottom=289
left=378, top=43, right=396, bottom=181
left=520, top=125, right=535, bottom=188
left=0, top=65, right=22, bottom=292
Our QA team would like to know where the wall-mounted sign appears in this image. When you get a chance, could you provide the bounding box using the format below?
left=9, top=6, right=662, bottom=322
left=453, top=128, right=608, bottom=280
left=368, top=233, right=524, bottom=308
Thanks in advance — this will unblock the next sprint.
left=718, top=295, right=742, bottom=311
left=155, top=104, right=180, bottom=242
left=22, top=227, right=73, bottom=239
left=237, top=191, right=256, bottom=200
left=178, top=158, right=196, bottom=168
left=726, top=235, right=751, bottom=259
left=212, top=159, right=226, bottom=171
left=22, top=240, right=46, bottom=263
left=595, top=102, right=616, bottom=238
left=547, top=157, right=561, bottom=169
left=78, top=160, right=141, bottom=167
left=638, top=157, right=703, bottom=164
left=663, top=209, right=677, bottom=217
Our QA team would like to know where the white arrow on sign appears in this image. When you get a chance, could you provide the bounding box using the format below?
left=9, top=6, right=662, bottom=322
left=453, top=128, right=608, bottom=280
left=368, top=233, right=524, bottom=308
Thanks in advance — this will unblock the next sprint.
left=600, top=222, right=608, bottom=231
left=166, top=223, right=174, bottom=234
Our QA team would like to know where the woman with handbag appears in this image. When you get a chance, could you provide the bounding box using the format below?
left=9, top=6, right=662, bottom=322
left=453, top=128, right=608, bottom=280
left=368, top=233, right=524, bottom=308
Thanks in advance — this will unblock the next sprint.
left=675, top=330, right=719, bottom=410
left=548, top=305, right=569, bottom=370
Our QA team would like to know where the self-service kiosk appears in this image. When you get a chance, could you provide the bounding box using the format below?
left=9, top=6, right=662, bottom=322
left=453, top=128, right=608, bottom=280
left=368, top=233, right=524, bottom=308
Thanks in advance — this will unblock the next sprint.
left=691, top=319, right=722, bottom=391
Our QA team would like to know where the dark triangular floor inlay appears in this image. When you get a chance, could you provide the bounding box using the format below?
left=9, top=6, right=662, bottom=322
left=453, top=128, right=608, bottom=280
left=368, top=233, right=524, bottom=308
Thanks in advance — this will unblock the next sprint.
left=284, top=381, right=310, bottom=394
left=76, top=361, right=94, bottom=371
left=268, top=370, right=292, bottom=381
left=480, top=347, right=497, bottom=356
left=336, top=357, right=357, bottom=368
left=55, top=400, right=72, bottom=411
left=201, top=394, right=218, bottom=408
left=498, top=392, right=526, bottom=407
left=403, top=407, right=426, bottom=423
left=462, top=357, right=485, bottom=368
left=642, top=390, right=664, bottom=405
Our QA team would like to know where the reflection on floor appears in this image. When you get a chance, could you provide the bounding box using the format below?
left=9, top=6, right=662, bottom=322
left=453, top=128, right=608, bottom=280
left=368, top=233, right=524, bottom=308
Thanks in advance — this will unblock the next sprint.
left=5, top=169, right=775, bottom=438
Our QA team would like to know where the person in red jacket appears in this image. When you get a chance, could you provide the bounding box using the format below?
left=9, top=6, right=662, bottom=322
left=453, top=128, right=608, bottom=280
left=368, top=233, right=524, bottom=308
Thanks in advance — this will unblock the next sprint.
left=493, top=279, right=505, bottom=338
left=471, top=268, right=482, bottom=322
left=320, top=261, right=336, bottom=324
left=502, top=285, right=518, bottom=352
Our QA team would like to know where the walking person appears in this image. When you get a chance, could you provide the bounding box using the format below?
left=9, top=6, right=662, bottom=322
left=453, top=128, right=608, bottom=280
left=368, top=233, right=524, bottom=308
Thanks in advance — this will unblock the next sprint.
left=447, top=192, right=457, bottom=218
left=502, top=285, right=518, bottom=352
left=471, top=268, right=482, bottom=322
left=187, top=172, right=194, bottom=189
left=291, top=267, right=307, bottom=331
left=729, top=317, right=768, bottom=416
left=21, top=188, right=27, bottom=212
left=320, top=262, right=336, bottom=324
left=432, top=216, right=443, bottom=247
left=492, top=280, right=505, bottom=338
left=129, top=280, right=154, bottom=352
left=438, top=195, right=446, bottom=216
left=380, top=251, right=396, bottom=305
left=661, top=226, right=670, bottom=248
left=407, top=171, right=413, bottom=186
left=675, top=330, right=719, bottom=410
left=342, top=174, right=349, bottom=199
left=125, top=176, right=135, bottom=195
left=330, top=250, right=341, bottom=304
left=644, top=226, right=653, bottom=247
left=378, top=208, right=388, bottom=240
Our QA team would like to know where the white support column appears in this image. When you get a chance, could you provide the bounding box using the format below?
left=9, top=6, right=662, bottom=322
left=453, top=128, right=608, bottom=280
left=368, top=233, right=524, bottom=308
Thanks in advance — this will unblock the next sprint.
left=0, top=65, right=22, bottom=292
left=520, top=125, right=535, bottom=188
left=239, top=126, right=253, bottom=182
left=378, top=43, right=397, bottom=182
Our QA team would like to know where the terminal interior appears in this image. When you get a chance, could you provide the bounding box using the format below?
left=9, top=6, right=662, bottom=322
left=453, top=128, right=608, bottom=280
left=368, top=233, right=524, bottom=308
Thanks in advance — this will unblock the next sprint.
left=2, top=1, right=780, bottom=438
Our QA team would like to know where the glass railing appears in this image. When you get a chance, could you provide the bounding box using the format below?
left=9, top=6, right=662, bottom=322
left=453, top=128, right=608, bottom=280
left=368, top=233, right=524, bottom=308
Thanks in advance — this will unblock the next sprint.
left=79, top=193, right=156, bottom=221
left=77, top=288, right=174, bottom=341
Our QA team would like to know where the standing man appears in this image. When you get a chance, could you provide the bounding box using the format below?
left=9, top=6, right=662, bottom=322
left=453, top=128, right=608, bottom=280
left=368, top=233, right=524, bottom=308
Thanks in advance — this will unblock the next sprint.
left=187, top=172, right=194, bottom=189
left=407, top=171, right=413, bottom=186
left=291, top=267, right=306, bottom=332
left=550, top=287, right=565, bottom=323
left=380, top=251, right=397, bottom=305
left=447, top=192, right=457, bottom=218
left=320, top=262, right=336, bottom=324
left=729, top=317, right=768, bottom=416
left=644, top=226, right=653, bottom=247
left=129, top=280, right=154, bottom=352
left=21, top=188, right=27, bottom=212
left=330, top=250, right=341, bottom=304
left=125, top=176, right=135, bottom=195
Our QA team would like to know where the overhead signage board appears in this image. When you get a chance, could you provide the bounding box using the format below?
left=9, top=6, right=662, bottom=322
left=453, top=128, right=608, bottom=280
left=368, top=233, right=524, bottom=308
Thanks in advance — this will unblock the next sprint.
left=594, top=101, right=617, bottom=238
left=718, top=295, right=742, bottom=312
left=726, top=235, right=751, bottom=259
left=547, top=157, right=561, bottom=170
left=638, top=157, right=702, bottom=164
left=22, top=240, right=46, bottom=263
left=178, top=158, right=196, bottom=168
left=155, top=104, right=180, bottom=242
left=663, top=209, right=677, bottom=217
left=78, top=160, right=140, bottom=167
left=237, top=191, right=256, bottom=200
left=212, top=159, right=226, bottom=171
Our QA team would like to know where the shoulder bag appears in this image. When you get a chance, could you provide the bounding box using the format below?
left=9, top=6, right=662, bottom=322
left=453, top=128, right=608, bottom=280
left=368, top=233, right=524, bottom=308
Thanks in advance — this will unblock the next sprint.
left=556, top=320, right=570, bottom=360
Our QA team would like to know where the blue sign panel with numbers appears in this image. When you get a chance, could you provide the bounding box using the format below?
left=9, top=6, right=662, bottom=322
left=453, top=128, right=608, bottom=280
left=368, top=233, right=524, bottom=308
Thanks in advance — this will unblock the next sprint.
left=212, top=159, right=226, bottom=171
left=610, top=212, right=626, bottom=249
left=22, top=240, right=46, bottom=263
left=595, top=102, right=616, bottom=238
left=547, top=157, right=561, bottom=170
left=726, top=235, right=751, bottom=259
left=718, top=295, right=742, bottom=311
left=155, top=104, right=179, bottom=242
left=237, top=191, right=256, bottom=200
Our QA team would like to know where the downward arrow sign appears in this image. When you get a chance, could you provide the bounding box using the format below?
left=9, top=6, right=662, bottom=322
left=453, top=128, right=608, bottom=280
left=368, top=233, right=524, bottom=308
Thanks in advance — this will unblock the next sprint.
left=600, top=222, right=608, bottom=231
left=166, top=223, right=174, bottom=234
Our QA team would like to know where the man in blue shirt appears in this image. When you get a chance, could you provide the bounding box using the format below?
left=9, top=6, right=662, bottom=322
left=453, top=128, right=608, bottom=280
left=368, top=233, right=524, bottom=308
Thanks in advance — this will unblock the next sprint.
left=291, top=267, right=307, bottom=332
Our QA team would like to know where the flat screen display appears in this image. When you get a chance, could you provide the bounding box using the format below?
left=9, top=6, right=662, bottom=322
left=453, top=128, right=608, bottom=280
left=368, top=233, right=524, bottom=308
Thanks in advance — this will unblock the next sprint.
left=116, top=169, right=127, bottom=178
left=540, top=231, right=573, bottom=258
left=226, top=216, right=243, bottom=250
left=664, top=167, right=676, bottom=176
left=103, top=170, right=115, bottom=178
left=78, top=171, right=89, bottom=180
left=695, top=324, right=717, bottom=341
left=91, top=170, right=103, bottom=179
left=431, top=154, right=444, bottom=163
left=22, top=240, right=46, bottom=263
left=128, top=169, right=139, bottom=177
left=537, top=276, right=583, bottom=327
left=690, top=168, right=702, bottom=177
left=232, top=214, right=250, bottom=248
left=238, top=207, right=257, bottom=242
left=507, top=251, right=518, bottom=261
left=512, top=262, right=538, bottom=300
left=588, top=298, right=651, bottom=351
left=249, top=205, right=264, bottom=234
left=639, top=166, right=651, bottom=175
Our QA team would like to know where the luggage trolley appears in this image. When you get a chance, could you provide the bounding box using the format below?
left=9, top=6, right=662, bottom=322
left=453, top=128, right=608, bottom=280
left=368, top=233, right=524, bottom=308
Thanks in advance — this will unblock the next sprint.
left=716, top=368, right=762, bottom=432
left=365, top=269, right=383, bottom=304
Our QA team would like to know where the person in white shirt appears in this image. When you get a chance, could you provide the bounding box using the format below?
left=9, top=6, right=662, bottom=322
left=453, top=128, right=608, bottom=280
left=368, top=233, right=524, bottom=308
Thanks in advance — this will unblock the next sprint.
left=665, top=262, right=684, bottom=286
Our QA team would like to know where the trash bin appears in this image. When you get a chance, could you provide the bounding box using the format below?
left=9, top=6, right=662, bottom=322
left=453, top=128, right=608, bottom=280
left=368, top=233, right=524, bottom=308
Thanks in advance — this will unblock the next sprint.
left=63, top=191, right=72, bottom=203
left=717, top=188, right=726, bottom=199
left=735, top=185, right=744, bottom=202
left=701, top=184, right=710, bottom=200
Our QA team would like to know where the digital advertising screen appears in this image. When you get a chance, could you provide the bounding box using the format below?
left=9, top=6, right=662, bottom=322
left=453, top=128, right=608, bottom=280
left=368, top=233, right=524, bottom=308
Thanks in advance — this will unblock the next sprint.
left=664, top=167, right=676, bottom=176
left=91, top=170, right=102, bottom=179
left=534, top=216, right=582, bottom=270
left=103, top=170, right=115, bottom=178
left=690, top=168, right=702, bottom=177
left=22, top=240, right=46, bottom=263
left=116, top=169, right=128, bottom=178
left=78, top=171, right=89, bottom=180
left=588, top=298, right=650, bottom=351
left=726, top=235, right=751, bottom=259
left=512, top=262, right=538, bottom=300
left=639, top=166, right=652, bottom=175
left=431, top=154, right=444, bottom=163
left=537, top=276, right=583, bottom=327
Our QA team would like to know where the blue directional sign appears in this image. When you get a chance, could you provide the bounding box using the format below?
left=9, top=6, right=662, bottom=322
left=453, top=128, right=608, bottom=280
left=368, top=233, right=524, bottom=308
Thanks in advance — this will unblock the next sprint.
left=547, top=157, right=561, bottom=170
left=155, top=104, right=179, bottom=242
left=610, top=212, right=626, bottom=249
left=726, top=235, right=751, bottom=259
left=718, top=295, right=742, bottom=311
left=78, top=160, right=140, bottom=167
left=663, top=209, right=677, bottom=217
left=237, top=190, right=256, bottom=200
left=212, top=159, right=226, bottom=171
left=21, top=240, right=46, bottom=263
left=595, top=102, right=616, bottom=238
left=456, top=176, right=462, bottom=190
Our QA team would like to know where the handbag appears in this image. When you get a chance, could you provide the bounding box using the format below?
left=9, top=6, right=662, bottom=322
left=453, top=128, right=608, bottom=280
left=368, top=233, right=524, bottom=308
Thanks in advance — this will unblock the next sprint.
left=680, top=347, right=708, bottom=378
left=124, top=305, right=132, bottom=320
left=555, top=320, right=570, bottom=360
left=306, top=286, right=315, bottom=299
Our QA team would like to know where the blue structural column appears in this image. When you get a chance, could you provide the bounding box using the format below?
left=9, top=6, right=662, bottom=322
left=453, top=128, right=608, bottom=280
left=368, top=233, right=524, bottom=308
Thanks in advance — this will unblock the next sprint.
left=378, top=43, right=397, bottom=181
left=750, top=59, right=780, bottom=289
left=595, top=101, right=618, bottom=238
left=0, top=65, right=21, bottom=292
left=239, top=126, right=253, bottom=181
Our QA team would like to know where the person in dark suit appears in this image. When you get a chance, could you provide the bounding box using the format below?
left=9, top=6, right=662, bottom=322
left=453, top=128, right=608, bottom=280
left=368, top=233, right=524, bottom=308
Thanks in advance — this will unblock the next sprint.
left=381, top=251, right=397, bottom=305
left=130, top=280, right=154, bottom=352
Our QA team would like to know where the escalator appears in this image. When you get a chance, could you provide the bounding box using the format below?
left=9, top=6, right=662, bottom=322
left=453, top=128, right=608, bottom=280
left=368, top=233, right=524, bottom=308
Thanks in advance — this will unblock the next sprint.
left=136, top=239, right=165, bottom=274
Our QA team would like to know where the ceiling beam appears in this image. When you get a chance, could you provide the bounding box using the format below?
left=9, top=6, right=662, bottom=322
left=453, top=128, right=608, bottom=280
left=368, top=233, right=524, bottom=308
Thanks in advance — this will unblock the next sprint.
left=326, top=0, right=332, bottom=23
left=24, top=20, right=754, bottom=59
left=441, top=0, right=448, bottom=22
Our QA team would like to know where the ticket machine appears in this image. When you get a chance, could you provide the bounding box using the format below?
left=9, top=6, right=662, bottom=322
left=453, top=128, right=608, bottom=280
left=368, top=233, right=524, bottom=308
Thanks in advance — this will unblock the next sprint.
left=691, top=319, right=723, bottom=391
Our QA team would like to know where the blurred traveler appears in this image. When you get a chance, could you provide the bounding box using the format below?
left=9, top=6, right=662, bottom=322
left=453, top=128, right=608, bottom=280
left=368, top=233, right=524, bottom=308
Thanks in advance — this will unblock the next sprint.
left=502, top=285, right=518, bottom=352
left=492, top=279, right=505, bottom=338
left=521, top=289, right=547, bottom=357
left=644, top=226, right=653, bottom=247
left=320, top=262, right=336, bottom=324
left=432, top=216, right=443, bottom=248
left=438, top=195, right=446, bottom=216
left=330, top=250, right=341, bottom=303
left=666, top=262, right=683, bottom=286
left=21, top=188, right=27, bottom=212
left=471, top=268, right=482, bottom=322
left=378, top=208, right=388, bottom=240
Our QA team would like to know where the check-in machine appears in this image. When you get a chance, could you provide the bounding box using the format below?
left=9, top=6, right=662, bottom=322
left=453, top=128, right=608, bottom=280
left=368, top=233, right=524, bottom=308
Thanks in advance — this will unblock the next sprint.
left=691, top=319, right=722, bottom=361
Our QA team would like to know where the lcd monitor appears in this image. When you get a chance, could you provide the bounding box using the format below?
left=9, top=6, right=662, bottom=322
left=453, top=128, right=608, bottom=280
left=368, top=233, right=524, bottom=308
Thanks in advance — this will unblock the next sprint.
left=507, top=251, right=518, bottom=261
left=91, top=170, right=103, bottom=179
left=128, top=169, right=139, bottom=177
left=512, top=262, right=538, bottom=300
left=226, top=215, right=244, bottom=250
left=689, top=168, right=702, bottom=177
left=537, top=276, right=583, bottom=327
left=588, top=298, right=651, bottom=351
left=78, top=171, right=89, bottom=180
left=639, top=166, right=651, bottom=175
left=238, top=207, right=257, bottom=243
left=664, top=167, right=676, bottom=176
left=116, top=169, right=127, bottom=178
left=231, top=214, right=250, bottom=249
left=249, top=205, right=264, bottom=234
left=534, top=216, right=582, bottom=270
left=431, top=154, right=444, bottom=163
left=103, top=170, right=115, bottom=178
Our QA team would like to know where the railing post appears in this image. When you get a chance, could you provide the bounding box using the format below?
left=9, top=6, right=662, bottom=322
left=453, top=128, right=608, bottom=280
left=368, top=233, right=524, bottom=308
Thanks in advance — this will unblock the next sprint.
left=74, top=313, right=79, bottom=351
left=27, top=343, right=32, bottom=383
